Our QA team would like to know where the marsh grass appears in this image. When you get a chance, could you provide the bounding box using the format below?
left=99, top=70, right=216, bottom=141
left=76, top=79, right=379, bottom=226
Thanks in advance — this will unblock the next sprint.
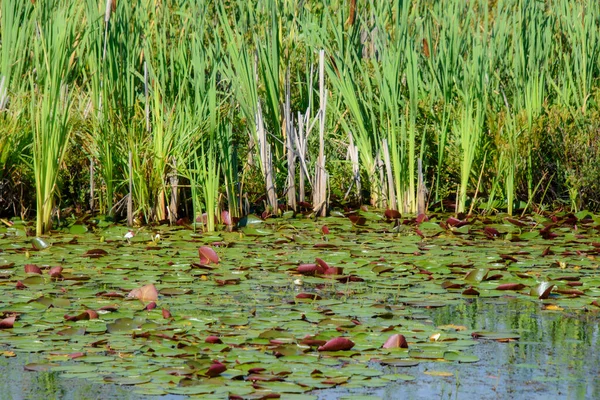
left=2, top=0, right=600, bottom=226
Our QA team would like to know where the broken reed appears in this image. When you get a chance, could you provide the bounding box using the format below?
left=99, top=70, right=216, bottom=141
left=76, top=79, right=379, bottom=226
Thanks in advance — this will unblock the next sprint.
left=1, top=0, right=600, bottom=232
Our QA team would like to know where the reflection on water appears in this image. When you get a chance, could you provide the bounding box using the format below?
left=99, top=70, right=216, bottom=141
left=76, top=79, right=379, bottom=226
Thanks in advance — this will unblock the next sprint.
left=0, top=353, right=183, bottom=400
left=315, top=298, right=600, bottom=400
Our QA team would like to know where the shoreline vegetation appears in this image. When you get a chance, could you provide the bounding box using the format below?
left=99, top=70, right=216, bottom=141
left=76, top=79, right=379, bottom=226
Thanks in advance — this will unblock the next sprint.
left=1, top=0, right=600, bottom=234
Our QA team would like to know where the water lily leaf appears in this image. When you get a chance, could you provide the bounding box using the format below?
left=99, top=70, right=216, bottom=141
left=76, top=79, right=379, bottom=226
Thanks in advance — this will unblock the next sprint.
left=31, top=237, right=50, bottom=250
left=221, top=210, right=232, bottom=225
left=105, top=376, right=151, bottom=385
left=69, top=225, right=88, bottom=234
left=0, top=315, right=16, bottom=329
left=198, top=246, right=219, bottom=264
left=296, top=293, right=322, bottom=300
left=471, top=331, right=520, bottom=341
left=106, top=318, right=141, bottom=333
left=462, top=287, right=480, bottom=296
left=382, top=334, right=408, bottom=349
left=495, top=283, right=526, bottom=291
left=237, top=214, right=263, bottom=227
left=159, top=288, right=191, bottom=296
left=205, top=336, right=223, bottom=344
left=424, top=370, right=453, bottom=377
left=49, top=266, right=63, bottom=278
left=464, top=268, right=488, bottom=283
left=24, top=363, right=58, bottom=372
left=204, top=361, right=227, bottom=377
left=531, top=282, right=554, bottom=299
left=317, top=337, right=355, bottom=351
left=443, top=351, right=479, bottom=363
left=83, top=249, right=108, bottom=258
left=298, top=264, right=323, bottom=275
left=24, top=264, right=42, bottom=274
left=379, top=359, right=419, bottom=367
left=128, top=284, right=158, bottom=302
left=384, top=210, right=401, bottom=220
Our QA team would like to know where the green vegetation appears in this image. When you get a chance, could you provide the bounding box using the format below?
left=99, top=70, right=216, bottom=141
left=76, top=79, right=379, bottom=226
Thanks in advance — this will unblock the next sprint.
left=1, top=0, right=600, bottom=233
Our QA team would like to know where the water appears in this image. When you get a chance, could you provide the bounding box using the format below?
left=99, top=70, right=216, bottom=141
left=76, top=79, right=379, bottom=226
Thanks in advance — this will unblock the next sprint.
left=312, top=298, right=600, bottom=399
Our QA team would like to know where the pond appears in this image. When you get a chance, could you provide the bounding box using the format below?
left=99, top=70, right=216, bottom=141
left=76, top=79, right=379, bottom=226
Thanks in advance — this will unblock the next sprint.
left=0, top=211, right=598, bottom=398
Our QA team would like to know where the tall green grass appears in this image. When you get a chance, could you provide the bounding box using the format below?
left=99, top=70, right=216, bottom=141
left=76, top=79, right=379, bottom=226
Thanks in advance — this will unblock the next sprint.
left=2, top=0, right=600, bottom=227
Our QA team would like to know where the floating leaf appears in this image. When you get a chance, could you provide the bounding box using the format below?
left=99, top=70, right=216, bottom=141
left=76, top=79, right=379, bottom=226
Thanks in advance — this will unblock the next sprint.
left=531, top=282, right=554, bottom=299
left=0, top=315, right=16, bottom=329
left=382, top=334, right=408, bottom=349
left=462, top=287, right=480, bottom=296
left=318, top=337, right=355, bottom=352
left=495, top=283, right=526, bottom=291
left=205, top=361, right=227, bottom=377
left=31, top=237, right=50, bottom=250
left=471, top=332, right=520, bottom=341
left=198, top=246, right=219, bottom=264
left=48, top=266, right=63, bottom=278
left=464, top=268, right=488, bottom=283
left=24, top=264, right=42, bottom=274
left=128, top=284, right=158, bottom=302
left=83, top=249, right=108, bottom=258
left=384, top=210, right=401, bottom=220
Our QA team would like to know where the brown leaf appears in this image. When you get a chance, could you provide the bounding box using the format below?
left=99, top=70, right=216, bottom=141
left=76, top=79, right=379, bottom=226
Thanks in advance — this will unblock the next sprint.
left=323, top=267, right=343, bottom=275
left=83, top=249, right=108, bottom=258
left=382, top=333, right=408, bottom=349
left=64, top=312, right=90, bottom=322
left=462, top=287, right=480, bottom=296
left=205, top=361, right=227, bottom=377
left=128, top=284, right=159, bottom=302
left=24, top=264, right=41, bottom=274
left=297, top=264, right=323, bottom=275
left=384, top=209, right=401, bottom=220
left=221, top=210, right=232, bottom=225
left=495, top=283, right=526, bottom=291
left=145, top=301, right=157, bottom=310
left=162, top=308, right=172, bottom=319
left=0, top=315, right=16, bottom=329
left=205, top=335, right=223, bottom=344
left=16, top=281, right=27, bottom=290
left=295, top=293, right=322, bottom=300
left=198, top=246, right=219, bottom=265
left=315, top=258, right=330, bottom=270
left=317, top=337, right=355, bottom=351
left=49, top=266, right=63, bottom=278
left=416, top=213, right=429, bottom=224
left=321, top=225, right=330, bottom=234
left=85, top=310, right=99, bottom=319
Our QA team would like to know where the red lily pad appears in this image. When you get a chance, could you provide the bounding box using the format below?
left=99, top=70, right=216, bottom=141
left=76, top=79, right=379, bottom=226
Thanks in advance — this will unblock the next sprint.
left=298, top=264, right=323, bottom=275
left=49, top=266, right=63, bottom=278
left=317, top=337, right=355, bottom=351
left=198, top=246, right=219, bottom=265
left=0, top=315, right=16, bottom=329
left=24, top=264, right=41, bottom=274
left=205, top=336, right=223, bottom=344
left=385, top=210, right=401, bottom=220
left=495, top=283, right=527, bottom=291
left=83, top=248, right=108, bottom=258
left=382, top=334, right=408, bottom=349
left=205, top=361, right=227, bottom=377
left=295, top=293, right=322, bottom=300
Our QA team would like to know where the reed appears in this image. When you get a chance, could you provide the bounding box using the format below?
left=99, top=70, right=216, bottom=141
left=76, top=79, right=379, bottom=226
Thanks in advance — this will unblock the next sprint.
left=30, top=2, right=80, bottom=235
